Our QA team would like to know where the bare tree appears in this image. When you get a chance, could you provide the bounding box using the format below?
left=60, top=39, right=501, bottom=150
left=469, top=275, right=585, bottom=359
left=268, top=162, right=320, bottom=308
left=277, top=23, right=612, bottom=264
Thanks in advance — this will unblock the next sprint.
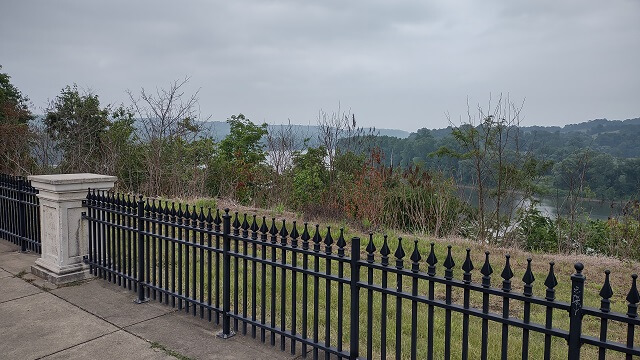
left=30, top=121, right=59, bottom=173
left=441, top=94, right=547, bottom=243
left=316, top=104, right=379, bottom=179
left=127, top=78, right=210, bottom=196
left=555, top=149, right=591, bottom=251
left=266, top=120, right=299, bottom=175
left=0, top=123, right=33, bottom=174
left=316, top=104, right=362, bottom=172
left=264, top=120, right=301, bottom=207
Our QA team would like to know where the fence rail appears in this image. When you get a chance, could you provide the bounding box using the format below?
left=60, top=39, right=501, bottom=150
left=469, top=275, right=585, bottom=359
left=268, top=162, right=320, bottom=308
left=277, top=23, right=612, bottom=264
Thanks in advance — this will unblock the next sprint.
left=83, top=189, right=640, bottom=360
left=0, top=174, right=41, bottom=253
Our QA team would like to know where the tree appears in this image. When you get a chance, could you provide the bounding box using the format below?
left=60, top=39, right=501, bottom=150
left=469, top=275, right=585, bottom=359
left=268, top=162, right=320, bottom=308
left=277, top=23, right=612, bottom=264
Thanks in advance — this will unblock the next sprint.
left=553, top=149, right=591, bottom=250
left=436, top=95, right=549, bottom=243
left=44, top=85, right=110, bottom=173
left=291, top=146, right=329, bottom=211
left=265, top=120, right=298, bottom=175
left=218, top=114, right=267, bottom=165
left=265, top=120, right=301, bottom=207
left=127, top=78, right=210, bottom=196
left=100, top=107, right=143, bottom=191
left=212, top=114, right=268, bottom=203
left=0, top=66, right=34, bottom=174
left=316, top=105, right=362, bottom=175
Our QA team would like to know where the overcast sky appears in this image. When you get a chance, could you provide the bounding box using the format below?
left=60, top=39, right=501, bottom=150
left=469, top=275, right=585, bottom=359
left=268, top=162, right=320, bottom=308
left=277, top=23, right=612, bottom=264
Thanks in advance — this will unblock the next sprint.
left=1, top=1, right=639, bottom=131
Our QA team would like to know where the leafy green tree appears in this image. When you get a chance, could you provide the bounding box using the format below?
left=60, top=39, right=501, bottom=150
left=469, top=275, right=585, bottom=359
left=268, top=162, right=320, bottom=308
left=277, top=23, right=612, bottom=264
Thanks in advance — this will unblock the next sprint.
left=0, top=66, right=34, bottom=174
left=44, top=85, right=110, bottom=172
left=516, top=204, right=558, bottom=252
left=209, top=114, right=268, bottom=203
left=618, top=159, right=640, bottom=198
left=291, top=146, right=328, bottom=210
left=219, top=114, right=268, bottom=164
left=100, top=107, right=144, bottom=191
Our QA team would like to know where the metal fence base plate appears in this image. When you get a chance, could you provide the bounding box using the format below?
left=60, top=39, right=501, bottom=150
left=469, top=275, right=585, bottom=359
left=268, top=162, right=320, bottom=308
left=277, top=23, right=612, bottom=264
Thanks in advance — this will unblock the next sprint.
left=215, top=330, right=236, bottom=339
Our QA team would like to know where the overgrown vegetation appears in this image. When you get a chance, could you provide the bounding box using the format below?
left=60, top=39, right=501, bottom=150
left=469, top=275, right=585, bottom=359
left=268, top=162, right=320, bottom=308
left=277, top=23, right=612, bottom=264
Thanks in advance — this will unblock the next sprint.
left=97, top=212, right=640, bottom=360
left=2, top=64, right=639, bottom=261
left=0, top=65, right=35, bottom=174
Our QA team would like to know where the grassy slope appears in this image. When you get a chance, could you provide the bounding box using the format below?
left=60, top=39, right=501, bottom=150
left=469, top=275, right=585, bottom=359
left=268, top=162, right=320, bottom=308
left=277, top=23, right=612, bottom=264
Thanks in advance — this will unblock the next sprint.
left=130, top=199, right=639, bottom=359
left=218, top=201, right=640, bottom=359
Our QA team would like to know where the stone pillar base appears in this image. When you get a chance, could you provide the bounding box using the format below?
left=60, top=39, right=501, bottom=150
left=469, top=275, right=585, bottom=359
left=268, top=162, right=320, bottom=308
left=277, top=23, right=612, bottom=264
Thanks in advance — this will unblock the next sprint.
left=31, top=262, right=92, bottom=285
left=28, top=173, right=116, bottom=285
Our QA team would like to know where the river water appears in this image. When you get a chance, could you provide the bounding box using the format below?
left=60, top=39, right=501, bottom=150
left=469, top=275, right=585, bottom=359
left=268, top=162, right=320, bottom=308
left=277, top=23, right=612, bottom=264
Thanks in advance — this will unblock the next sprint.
left=458, top=188, right=625, bottom=220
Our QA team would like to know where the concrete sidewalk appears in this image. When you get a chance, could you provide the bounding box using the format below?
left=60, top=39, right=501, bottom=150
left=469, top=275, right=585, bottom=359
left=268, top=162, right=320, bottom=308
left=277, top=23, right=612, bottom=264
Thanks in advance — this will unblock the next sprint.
left=0, top=241, right=296, bottom=360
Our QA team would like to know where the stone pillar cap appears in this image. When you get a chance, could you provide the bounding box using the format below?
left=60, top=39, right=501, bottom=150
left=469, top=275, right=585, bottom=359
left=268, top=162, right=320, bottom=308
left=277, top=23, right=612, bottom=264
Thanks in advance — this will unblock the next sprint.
left=28, top=173, right=117, bottom=196
left=28, top=173, right=117, bottom=185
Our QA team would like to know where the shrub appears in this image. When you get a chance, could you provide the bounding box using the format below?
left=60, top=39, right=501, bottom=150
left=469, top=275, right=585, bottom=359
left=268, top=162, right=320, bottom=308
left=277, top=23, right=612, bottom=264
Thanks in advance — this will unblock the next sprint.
left=517, top=205, right=558, bottom=252
left=583, top=220, right=611, bottom=255
left=290, top=147, right=329, bottom=212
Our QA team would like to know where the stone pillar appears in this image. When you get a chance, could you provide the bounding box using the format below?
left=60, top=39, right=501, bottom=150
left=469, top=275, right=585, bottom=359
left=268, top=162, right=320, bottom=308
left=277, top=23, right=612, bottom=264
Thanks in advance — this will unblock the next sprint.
left=28, top=173, right=117, bottom=284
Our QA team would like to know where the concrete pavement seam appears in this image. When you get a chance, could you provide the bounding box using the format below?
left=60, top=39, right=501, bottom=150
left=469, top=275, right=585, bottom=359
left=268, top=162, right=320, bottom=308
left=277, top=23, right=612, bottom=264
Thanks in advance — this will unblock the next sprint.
left=6, top=265, right=269, bottom=360
left=120, top=307, right=179, bottom=329
left=0, top=291, right=42, bottom=304
left=35, top=329, right=121, bottom=360
left=0, top=265, right=18, bottom=276
left=40, top=285, right=188, bottom=358
left=44, top=286, right=177, bottom=331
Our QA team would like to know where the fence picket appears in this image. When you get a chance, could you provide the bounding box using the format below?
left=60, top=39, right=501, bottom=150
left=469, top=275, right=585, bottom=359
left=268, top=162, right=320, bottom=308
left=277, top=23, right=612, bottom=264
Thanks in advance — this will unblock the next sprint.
left=219, top=209, right=233, bottom=338
left=568, top=263, right=585, bottom=360
left=501, top=254, right=514, bottom=360
left=481, top=251, right=493, bottom=360
left=544, top=262, right=558, bottom=360
left=280, top=220, right=288, bottom=350
left=461, top=248, right=474, bottom=360
left=349, top=237, right=360, bottom=360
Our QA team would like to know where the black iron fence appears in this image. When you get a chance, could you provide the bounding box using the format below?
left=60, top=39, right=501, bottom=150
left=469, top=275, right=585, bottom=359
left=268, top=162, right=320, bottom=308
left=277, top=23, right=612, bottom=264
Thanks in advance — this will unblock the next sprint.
left=0, top=174, right=41, bottom=253
left=83, top=189, right=640, bottom=360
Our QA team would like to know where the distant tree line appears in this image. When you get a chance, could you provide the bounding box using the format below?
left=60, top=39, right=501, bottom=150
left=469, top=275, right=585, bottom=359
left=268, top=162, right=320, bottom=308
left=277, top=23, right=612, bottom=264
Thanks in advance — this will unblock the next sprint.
left=362, top=119, right=640, bottom=201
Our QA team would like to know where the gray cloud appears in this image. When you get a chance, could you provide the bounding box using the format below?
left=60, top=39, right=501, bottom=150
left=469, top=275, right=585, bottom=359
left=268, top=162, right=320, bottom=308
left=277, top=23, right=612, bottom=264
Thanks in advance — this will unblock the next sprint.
left=1, top=0, right=638, bottom=130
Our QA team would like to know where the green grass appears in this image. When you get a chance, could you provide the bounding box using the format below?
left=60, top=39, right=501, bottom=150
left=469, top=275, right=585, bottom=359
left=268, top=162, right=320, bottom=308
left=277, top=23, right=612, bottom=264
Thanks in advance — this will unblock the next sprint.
left=95, top=213, right=640, bottom=359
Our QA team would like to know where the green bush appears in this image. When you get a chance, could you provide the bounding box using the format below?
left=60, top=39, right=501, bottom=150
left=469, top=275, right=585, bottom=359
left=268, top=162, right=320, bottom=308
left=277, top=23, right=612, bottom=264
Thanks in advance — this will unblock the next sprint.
left=290, top=147, right=328, bottom=211
left=517, top=205, right=558, bottom=252
left=380, top=173, right=466, bottom=236
left=292, top=168, right=326, bottom=209
left=583, top=220, right=611, bottom=255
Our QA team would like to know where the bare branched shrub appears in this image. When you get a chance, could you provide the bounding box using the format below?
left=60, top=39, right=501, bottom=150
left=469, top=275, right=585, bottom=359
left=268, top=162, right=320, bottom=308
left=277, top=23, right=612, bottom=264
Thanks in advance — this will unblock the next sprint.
left=266, top=120, right=299, bottom=175
left=265, top=120, right=301, bottom=207
left=553, top=149, right=591, bottom=252
left=30, top=121, right=59, bottom=173
left=127, top=78, right=211, bottom=196
left=441, top=94, right=548, bottom=244
left=0, top=65, right=35, bottom=175
left=0, top=123, right=33, bottom=174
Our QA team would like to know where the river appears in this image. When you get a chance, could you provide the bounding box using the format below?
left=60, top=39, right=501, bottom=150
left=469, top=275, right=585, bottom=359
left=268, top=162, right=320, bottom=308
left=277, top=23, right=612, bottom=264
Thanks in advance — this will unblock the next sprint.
left=457, top=187, right=626, bottom=220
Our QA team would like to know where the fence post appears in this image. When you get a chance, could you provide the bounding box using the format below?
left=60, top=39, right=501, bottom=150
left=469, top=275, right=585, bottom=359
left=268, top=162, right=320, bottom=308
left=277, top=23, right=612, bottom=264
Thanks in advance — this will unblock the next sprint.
left=349, top=237, right=361, bottom=359
left=217, top=209, right=235, bottom=338
left=135, top=195, right=148, bottom=304
left=17, top=177, right=27, bottom=252
left=568, top=263, right=585, bottom=360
